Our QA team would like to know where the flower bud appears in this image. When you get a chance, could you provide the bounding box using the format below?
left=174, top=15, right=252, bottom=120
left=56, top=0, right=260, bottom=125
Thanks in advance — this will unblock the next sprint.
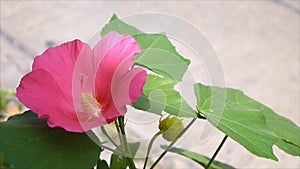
left=159, top=115, right=185, bottom=141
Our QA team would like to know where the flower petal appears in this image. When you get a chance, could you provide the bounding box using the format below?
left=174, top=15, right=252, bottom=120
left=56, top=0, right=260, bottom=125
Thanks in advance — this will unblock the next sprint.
left=72, top=32, right=127, bottom=112
left=33, top=39, right=86, bottom=105
left=111, top=68, right=147, bottom=116
left=101, top=68, right=147, bottom=123
left=16, top=69, right=84, bottom=132
left=94, top=34, right=141, bottom=107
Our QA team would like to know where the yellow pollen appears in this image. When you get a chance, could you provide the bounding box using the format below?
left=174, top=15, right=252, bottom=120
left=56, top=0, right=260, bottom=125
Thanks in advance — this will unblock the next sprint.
left=80, top=92, right=101, bottom=114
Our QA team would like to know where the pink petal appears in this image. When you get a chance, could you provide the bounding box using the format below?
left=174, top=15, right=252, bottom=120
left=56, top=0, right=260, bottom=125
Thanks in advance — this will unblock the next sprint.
left=33, top=39, right=86, bottom=105
left=102, top=105, right=124, bottom=124
left=128, top=69, right=147, bottom=102
left=94, top=34, right=141, bottom=107
left=111, top=68, right=147, bottom=116
left=16, top=69, right=84, bottom=132
left=72, top=32, right=127, bottom=112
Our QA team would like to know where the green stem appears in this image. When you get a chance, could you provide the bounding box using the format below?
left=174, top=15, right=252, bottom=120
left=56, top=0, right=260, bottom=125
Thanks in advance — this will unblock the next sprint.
left=143, top=131, right=162, bottom=169
left=101, top=126, right=118, bottom=148
left=205, top=135, right=228, bottom=169
left=117, top=116, right=137, bottom=169
left=196, top=110, right=206, bottom=119
left=114, top=121, right=125, bottom=150
left=150, top=118, right=197, bottom=169
left=95, top=137, right=115, bottom=153
left=99, top=144, right=115, bottom=153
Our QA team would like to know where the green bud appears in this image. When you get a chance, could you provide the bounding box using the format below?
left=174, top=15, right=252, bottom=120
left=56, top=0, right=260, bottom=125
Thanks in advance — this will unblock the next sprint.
left=159, top=115, right=185, bottom=141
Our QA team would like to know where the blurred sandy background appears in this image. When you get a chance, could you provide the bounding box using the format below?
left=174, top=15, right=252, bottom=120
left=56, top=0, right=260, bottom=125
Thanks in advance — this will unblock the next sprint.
left=1, top=1, right=299, bottom=168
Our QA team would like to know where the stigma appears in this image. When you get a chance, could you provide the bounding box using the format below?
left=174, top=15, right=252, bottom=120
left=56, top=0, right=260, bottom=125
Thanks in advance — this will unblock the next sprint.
left=80, top=92, right=101, bottom=114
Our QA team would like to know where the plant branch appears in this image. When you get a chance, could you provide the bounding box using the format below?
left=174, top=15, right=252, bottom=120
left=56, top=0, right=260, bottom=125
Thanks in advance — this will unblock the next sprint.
left=114, top=121, right=124, bottom=149
left=118, top=116, right=137, bottom=169
left=101, top=126, right=118, bottom=148
left=205, top=135, right=228, bottom=169
left=143, top=131, right=162, bottom=169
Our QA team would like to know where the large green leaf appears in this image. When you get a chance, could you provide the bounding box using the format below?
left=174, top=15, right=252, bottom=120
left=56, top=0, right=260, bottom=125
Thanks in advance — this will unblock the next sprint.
left=162, top=146, right=236, bottom=169
left=101, top=13, right=142, bottom=37
left=194, top=83, right=300, bottom=160
left=133, top=75, right=197, bottom=118
left=261, top=107, right=300, bottom=156
left=101, top=14, right=190, bottom=82
left=0, top=111, right=101, bottom=169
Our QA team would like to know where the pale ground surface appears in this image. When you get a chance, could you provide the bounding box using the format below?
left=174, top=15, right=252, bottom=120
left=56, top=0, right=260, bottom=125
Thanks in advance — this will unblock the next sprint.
left=1, top=1, right=299, bottom=169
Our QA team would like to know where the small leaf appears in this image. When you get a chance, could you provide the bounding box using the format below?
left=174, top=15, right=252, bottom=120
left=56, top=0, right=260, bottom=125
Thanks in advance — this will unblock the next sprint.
left=101, top=14, right=190, bottom=82
left=194, top=83, right=300, bottom=160
left=133, top=75, right=197, bottom=118
left=97, top=159, right=109, bottom=169
left=110, top=154, right=128, bottom=169
left=161, top=146, right=236, bottom=169
left=114, top=142, right=140, bottom=158
left=0, top=111, right=101, bottom=169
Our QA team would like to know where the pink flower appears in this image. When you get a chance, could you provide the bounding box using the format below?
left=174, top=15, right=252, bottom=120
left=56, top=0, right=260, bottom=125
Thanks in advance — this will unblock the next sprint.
left=16, top=32, right=147, bottom=133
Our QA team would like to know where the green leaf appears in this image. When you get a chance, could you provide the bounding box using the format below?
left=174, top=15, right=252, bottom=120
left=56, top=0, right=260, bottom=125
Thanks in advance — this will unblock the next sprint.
left=0, top=153, right=12, bottom=169
left=275, top=140, right=300, bottom=156
left=162, top=146, right=236, bottom=169
left=0, top=111, right=101, bottom=169
left=194, top=83, right=300, bottom=161
left=133, top=75, right=197, bottom=118
left=101, top=14, right=190, bottom=82
left=110, top=154, right=128, bottom=169
left=108, top=142, right=140, bottom=169
left=261, top=107, right=300, bottom=155
left=97, top=159, right=109, bottom=169
left=101, top=13, right=142, bottom=37
left=114, top=142, right=140, bottom=158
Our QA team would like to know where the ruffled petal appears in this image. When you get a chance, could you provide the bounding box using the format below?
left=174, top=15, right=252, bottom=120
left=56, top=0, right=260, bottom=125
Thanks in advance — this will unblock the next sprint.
left=33, top=39, right=86, bottom=105
left=94, top=34, right=141, bottom=108
left=16, top=69, right=84, bottom=132
left=128, top=69, right=147, bottom=102
left=101, top=68, right=146, bottom=123
left=72, top=32, right=127, bottom=112
left=102, top=104, right=124, bottom=124
left=112, top=68, right=147, bottom=112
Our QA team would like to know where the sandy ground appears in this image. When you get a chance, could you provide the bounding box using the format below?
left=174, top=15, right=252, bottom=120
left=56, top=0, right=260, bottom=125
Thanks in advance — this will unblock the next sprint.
left=1, top=1, right=299, bottom=168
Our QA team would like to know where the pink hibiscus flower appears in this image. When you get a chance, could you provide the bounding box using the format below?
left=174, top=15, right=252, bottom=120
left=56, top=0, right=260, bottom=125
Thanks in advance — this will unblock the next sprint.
left=16, top=32, right=147, bottom=133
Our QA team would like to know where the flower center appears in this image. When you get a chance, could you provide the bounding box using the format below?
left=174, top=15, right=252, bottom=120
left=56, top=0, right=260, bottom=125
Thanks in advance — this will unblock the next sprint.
left=80, top=92, right=101, bottom=114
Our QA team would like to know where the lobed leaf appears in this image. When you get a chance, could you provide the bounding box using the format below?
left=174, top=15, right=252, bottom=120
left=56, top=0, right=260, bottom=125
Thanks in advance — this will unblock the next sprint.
left=101, top=14, right=190, bottom=82
left=194, top=83, right=300, bottom=160
left=133, top=75, right=197, bottom=118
